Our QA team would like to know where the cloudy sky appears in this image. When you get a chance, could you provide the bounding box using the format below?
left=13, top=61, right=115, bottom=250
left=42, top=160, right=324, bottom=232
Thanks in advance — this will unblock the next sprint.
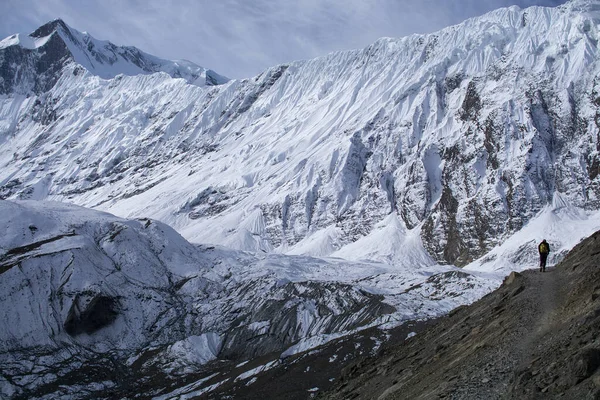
left=1, top=0, right=568, bottom=79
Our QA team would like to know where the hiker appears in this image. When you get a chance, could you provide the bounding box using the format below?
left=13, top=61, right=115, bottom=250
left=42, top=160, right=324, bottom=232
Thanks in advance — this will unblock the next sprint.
left=538, top=239, right=550, bottom=272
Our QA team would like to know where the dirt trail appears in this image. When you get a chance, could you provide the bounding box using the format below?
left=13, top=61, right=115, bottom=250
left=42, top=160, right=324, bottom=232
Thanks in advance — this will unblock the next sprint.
left=513, top=268, right=561, bottom=369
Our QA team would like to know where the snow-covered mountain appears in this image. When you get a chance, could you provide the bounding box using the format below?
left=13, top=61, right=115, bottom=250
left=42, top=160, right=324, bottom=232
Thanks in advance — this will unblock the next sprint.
left=2, top=2, right=600, bottom=270
left=0, top=18, right=228, bottom=95
left=4, top=0, right=600, bottom=396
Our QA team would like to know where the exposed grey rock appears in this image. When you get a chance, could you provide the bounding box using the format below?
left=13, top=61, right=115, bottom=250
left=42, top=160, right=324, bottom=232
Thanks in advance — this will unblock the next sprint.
left=63, top=293, right=120, bottom=336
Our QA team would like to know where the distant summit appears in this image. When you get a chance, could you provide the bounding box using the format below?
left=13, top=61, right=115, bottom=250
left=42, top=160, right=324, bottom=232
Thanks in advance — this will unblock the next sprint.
left=30, top=18, right=71, bottom=39
left=0, top=18, right=228, bottom=94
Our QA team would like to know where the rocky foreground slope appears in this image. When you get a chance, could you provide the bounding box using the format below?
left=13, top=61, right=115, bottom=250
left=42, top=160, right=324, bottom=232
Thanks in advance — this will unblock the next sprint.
left=320, top=230, right=600, bottom=399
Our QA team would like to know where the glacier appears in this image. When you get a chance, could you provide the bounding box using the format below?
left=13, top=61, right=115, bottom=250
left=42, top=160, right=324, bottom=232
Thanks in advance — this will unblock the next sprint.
left=0, top=199, right=492, bottom=398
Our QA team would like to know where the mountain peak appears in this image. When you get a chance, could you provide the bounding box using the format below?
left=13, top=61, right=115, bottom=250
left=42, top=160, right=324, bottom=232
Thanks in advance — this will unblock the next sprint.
left=30, top=18, right=70, bottom=38
left=0, top=18, right=228, bottom=95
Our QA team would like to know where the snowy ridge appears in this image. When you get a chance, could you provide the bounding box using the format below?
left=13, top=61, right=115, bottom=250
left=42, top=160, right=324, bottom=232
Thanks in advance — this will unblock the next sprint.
left=2, top=3, right=600, bottom=265
left=41, top=19, right=228, bottom=85
left=0, top=1, right=598, bottom=268
left=0, top=32, right=53, bottom=50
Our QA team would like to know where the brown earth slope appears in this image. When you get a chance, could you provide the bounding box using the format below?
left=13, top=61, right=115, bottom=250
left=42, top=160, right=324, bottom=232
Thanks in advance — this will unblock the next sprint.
left=322, top=231, right=600, bottom=400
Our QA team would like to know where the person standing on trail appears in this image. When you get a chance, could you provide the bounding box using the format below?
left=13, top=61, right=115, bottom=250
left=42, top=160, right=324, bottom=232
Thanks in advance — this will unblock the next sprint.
left=538, top=239, right=550, bottom=272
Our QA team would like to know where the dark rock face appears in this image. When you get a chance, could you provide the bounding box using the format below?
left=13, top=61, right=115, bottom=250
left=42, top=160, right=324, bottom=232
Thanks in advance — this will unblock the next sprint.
left=31, top=19, right=71, bottom=39
left=571, top=348, right=600, bottom=384
left=64, top=294, right=119, bottom=336
left=0, top=26, right=72, bottom=95
left=321, top=230, right=600, bottom=399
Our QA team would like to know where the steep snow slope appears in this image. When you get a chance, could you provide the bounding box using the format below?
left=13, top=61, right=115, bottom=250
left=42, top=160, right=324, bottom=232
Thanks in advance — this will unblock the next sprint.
left=0, top=200, right=491, bottom=399
left=2, top=1, right=600, bottom=268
